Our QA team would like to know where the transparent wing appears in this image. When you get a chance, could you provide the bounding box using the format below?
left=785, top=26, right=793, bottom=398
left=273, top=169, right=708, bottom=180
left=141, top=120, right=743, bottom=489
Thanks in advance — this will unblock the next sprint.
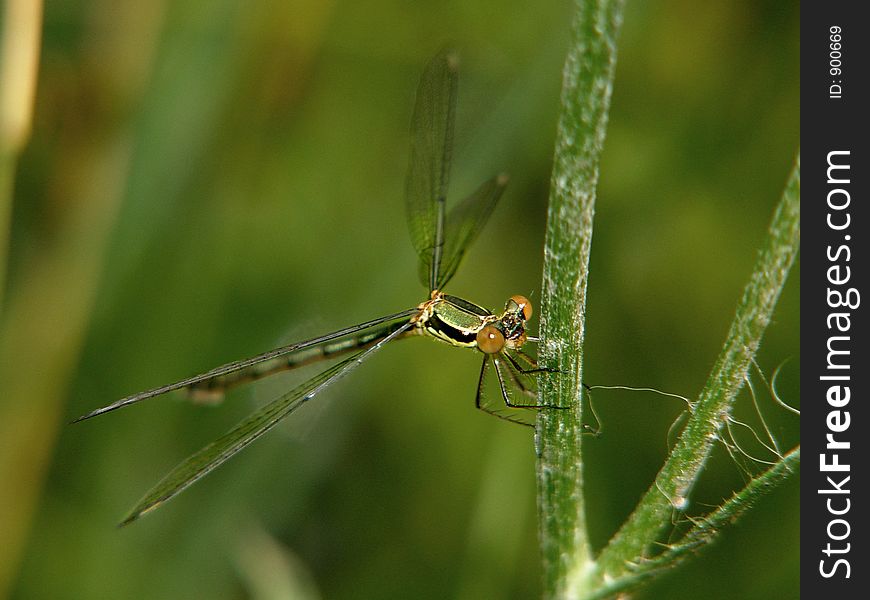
left=73, top=309, right=417, bottom=422
left=475, top=354, right=539, bottom=427
left=120, top=320, right=414, bottom=525
left=435, top=173, right=508, bottom=290
left=405, top=49, right=459, bottom=291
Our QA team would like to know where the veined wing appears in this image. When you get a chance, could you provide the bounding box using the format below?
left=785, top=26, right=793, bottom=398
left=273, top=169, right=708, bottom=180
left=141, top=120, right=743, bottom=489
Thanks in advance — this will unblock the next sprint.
left=405, top=49, right=459, bottom=292
left=435, top=173, right=508, bottom=290
left=74, top=308, right=417, bottom=422
left=120, top=320, right=415, bottom=525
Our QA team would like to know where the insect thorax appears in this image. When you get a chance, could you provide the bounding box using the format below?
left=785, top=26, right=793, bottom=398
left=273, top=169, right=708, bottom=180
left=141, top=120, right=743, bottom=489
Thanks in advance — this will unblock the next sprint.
left=415, top=293, right=494, bottom=349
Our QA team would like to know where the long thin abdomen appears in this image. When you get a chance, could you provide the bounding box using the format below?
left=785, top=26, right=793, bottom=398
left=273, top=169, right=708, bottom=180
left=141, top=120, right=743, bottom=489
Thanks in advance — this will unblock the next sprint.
left=187, top=321, right=411, bottom=402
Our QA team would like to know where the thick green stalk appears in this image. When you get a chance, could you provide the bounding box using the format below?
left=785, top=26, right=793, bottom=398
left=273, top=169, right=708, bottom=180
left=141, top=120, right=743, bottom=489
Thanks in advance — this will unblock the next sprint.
left=536, top=0, right=624, bottom=598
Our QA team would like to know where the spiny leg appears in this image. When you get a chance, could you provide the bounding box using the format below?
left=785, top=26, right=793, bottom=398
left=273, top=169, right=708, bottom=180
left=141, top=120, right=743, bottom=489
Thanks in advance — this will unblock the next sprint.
left=507, top=349, right=560, bottom=375
left=493, top=357, right=557, bottom=412
left=513, top=350, right=596, bottom=429
left=500, top=355, right=537, bottom=399
left=501, top=353, right=568, bottom=410
left=475, top=357, right=533, bottom=426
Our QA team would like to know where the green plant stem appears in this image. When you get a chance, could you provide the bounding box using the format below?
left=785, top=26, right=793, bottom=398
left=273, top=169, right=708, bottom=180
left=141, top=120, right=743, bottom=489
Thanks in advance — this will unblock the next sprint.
left=536, top=0, right=624, bottom=598
left=595, top=154, right=801, bottom=580
left=585, top=448, right=800, bottom=600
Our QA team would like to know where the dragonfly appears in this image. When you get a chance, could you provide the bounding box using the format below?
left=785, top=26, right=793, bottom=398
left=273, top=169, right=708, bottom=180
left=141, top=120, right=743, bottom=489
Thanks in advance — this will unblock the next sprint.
left=75, top=50, right=562, bottom=525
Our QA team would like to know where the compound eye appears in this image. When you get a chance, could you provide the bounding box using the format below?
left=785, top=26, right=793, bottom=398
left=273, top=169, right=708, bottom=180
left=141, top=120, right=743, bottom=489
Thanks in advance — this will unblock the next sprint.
left=476, top=325, right=505, bottom=354
left=509, top=294, right=533, bottom=320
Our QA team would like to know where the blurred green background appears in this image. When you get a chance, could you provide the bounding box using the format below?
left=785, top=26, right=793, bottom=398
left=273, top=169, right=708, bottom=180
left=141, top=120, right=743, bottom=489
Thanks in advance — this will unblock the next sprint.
left=0, top=0, right=798, bottom=598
